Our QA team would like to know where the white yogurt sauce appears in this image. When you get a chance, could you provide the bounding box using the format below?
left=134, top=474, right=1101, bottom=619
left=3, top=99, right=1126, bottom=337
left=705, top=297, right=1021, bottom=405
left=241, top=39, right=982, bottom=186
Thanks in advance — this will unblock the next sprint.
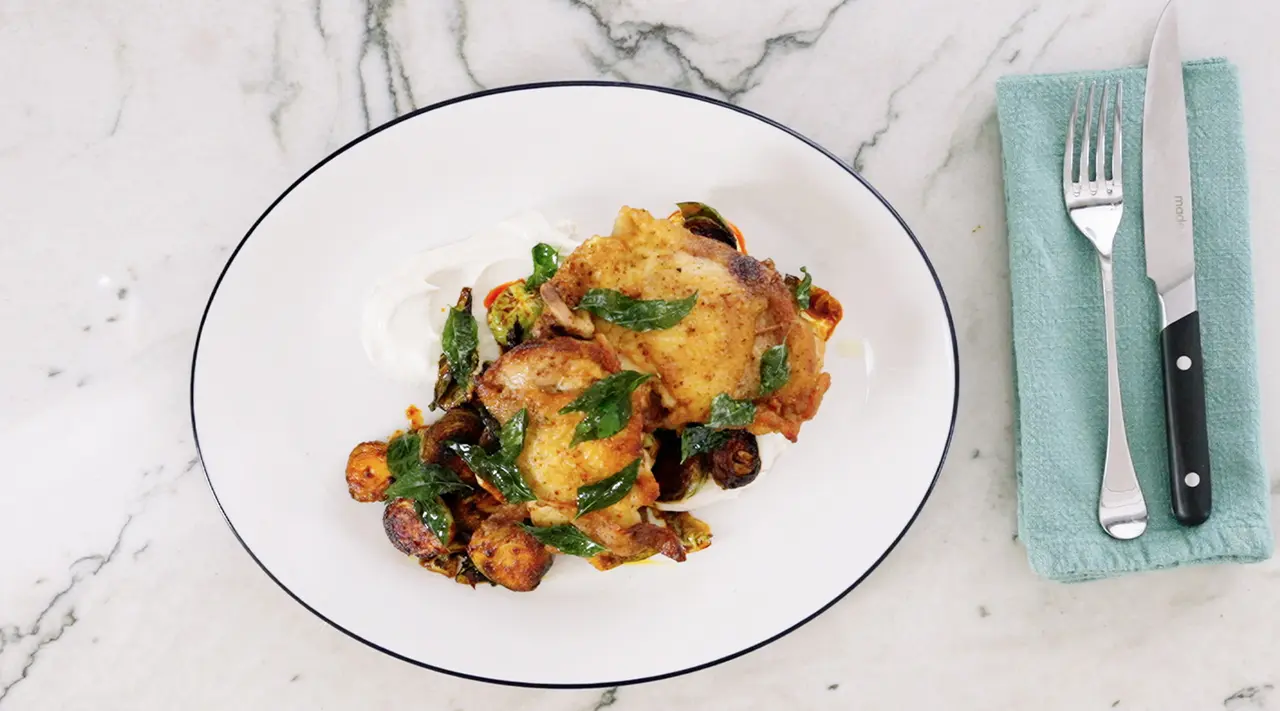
left=361, top=211, right=583, bottom=386
left=362, top=210, right=790, bottom=510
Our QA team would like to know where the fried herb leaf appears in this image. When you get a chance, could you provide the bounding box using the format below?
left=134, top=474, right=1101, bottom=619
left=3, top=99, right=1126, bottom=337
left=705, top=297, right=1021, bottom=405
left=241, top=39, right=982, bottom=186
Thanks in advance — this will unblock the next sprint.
left=792, top=267, right=813, bottom=309
left=383, top=461, right=471, bottom=501
left=383, top=432, right=470, bottom=542
left=680, top=425, right=730, bottom=463
left=708, top=393, right=757, bottom=428
left=521, top=524, right=608, bottom=557
left=385, top=432, right=423, bottom=480
left=575, top=458, right=641, bottom=518
left=759, top=344, right=790, bottom=395
left=525, top=243, right=562, bottom=291
left=432, top=288, right=480, bottom=410
left=416, top=496, right=455, bottom=544
left=498, top=408, right=528, bottom=461
left=558, top=371, right=653, bottom=445
left=449, top=442, right=537, bottom=504
left=576, top=289, right=697, bottom=332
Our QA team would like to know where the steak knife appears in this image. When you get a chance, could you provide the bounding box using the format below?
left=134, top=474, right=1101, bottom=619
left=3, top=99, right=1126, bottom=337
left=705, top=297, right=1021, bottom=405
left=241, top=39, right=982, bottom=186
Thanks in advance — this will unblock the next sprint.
left=1143, top=0, right=1211, bottom=525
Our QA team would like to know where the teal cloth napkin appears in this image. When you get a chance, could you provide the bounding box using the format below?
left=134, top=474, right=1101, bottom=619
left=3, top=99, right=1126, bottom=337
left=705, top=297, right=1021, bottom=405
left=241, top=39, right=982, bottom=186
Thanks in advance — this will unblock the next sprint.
left=996, top=59, right=1273, bottom=582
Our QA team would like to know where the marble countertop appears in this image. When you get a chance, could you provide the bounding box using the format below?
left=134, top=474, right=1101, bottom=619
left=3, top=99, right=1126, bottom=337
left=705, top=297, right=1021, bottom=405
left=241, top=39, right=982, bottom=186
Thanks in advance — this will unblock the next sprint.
left=4, top=0, right=1279, bottom=708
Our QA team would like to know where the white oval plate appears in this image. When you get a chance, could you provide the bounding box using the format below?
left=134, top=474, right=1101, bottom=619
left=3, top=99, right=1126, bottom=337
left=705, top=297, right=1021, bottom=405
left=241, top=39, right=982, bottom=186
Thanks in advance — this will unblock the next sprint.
left=192, top=83, right=957, bottom=688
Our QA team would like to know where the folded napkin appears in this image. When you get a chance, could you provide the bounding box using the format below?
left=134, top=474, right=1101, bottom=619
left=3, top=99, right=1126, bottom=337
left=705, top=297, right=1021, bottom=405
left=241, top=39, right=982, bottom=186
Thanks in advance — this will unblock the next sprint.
left=996, top=59, right=1273, bottom=582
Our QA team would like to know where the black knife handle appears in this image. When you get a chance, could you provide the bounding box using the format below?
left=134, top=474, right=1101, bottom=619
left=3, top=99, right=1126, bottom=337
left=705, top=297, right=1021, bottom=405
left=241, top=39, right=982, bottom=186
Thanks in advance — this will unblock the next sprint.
left=1160, top=311, right=1212, bottom=525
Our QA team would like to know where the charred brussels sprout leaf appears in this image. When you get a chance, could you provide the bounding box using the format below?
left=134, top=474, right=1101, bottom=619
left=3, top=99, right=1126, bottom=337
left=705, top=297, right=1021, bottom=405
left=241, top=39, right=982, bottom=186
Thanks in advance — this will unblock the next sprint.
left=575, top=458, right=641, bottom=518
left=677, top=202, right=737, bottom=249
left=520, top=524, right=608, bottom=557
left=575, top=289, right=697, bottom=332
left=558, top=371, right=653, bottom=445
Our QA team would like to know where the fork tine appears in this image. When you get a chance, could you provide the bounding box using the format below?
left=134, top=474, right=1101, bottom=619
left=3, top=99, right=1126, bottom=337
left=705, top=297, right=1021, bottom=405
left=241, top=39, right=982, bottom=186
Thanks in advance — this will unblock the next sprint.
left=1081, top=82, right=1096, bottom=188
left=1096, top=82, right=1109, bottom=183
left=1065, top=83, right=1082, bottom=190
left=1112, top=81, right=1123, bottom=186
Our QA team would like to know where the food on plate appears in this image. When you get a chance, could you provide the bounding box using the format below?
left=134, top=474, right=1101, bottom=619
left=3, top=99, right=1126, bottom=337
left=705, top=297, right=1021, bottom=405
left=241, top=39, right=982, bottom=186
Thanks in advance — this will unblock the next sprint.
left=345, top=203, right=842, bottom=591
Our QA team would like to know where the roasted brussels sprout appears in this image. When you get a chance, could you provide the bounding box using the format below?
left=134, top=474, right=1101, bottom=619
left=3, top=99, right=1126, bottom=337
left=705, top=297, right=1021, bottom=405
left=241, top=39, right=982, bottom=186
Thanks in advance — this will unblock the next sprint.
left=651, top=429, right=707, bottom=502
left=345, top=441, right=392, bottom=502
left=660, top=510, right=713, bottom=554
left=467, top=518, right=553, bottom=592
left=431, top=288, right=480, bottom=411
left=452, top=490, right=503, bottom=537
left=383, top=497, right=453, bottom=558
left=486, top=281, right=543, bottom=349
left=675, top=202, right=738, bottom=250
left=419, top=407, right=485, bottom=463
left=708, top=430, right=761, bottom=490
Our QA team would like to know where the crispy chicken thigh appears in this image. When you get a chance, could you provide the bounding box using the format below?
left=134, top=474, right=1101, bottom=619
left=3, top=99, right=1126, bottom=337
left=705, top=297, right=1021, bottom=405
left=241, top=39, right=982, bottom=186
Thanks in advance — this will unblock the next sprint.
left=477, top=337, right=682, bottom=565
left=543, top=207, right=831, bottom=441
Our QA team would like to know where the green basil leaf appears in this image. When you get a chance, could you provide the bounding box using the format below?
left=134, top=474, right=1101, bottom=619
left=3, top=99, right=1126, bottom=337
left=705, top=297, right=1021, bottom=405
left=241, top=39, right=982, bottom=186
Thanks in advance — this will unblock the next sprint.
left=558, top=371, right=653, bottom=446
left=525, top=243, right=561, bottom=291
left=708, top=393, right=757, bottom=428
left=499, top=409, right=528, bottom=463
left=576, top=289, right=697, bottom=332
left=575, top=458, right=641, bottom=518
left=416, top=496, right=454, bottom=544
left=680, top=425, right=730, bottom=463
left=521, top=524, right=608, bottom=557
left=449, top=442, right=537, bottom=503
left=385, top=432, right=423, bottom=480
left=759, top=344, right=790, bottom=395
left=442, top=303, right=479, bottom=389
left=792, top=267, right=812, bottom=309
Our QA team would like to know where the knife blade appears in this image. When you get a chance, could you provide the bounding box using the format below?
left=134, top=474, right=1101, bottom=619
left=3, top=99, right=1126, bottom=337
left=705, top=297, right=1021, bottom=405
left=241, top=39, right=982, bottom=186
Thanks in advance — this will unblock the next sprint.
left=1143, top=0, right=1211, bottom=526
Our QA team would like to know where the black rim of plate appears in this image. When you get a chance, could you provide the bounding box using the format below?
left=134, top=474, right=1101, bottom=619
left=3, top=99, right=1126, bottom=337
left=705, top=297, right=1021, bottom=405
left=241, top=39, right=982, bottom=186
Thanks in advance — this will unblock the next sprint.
left=189, top=80, right=960, bottom=689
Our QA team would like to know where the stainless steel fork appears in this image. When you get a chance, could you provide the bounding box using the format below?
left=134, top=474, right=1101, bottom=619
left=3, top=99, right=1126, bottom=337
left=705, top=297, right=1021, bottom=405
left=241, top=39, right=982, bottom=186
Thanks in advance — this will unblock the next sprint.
left=1063, top=81, right=1148, bottom=540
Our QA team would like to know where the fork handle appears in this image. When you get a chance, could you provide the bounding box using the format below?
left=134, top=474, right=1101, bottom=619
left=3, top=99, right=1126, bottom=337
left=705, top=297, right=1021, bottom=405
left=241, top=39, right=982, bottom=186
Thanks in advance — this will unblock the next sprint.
left=1097, top=257, right=1148, bottom=539
left=1160, top=311, right=1212, bottom=525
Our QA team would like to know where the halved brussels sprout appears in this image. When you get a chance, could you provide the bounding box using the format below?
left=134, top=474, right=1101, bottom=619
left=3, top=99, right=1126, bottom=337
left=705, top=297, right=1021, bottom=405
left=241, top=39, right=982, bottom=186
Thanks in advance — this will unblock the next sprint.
left=486, top=281, right=543, bottom=349
left=651, top=429, right=707, bottom=502
left=383, top=497, right=454, bottom=558
left=708, top=430, right=761, bottom=490
left=467, top=517, right=554, bottom=592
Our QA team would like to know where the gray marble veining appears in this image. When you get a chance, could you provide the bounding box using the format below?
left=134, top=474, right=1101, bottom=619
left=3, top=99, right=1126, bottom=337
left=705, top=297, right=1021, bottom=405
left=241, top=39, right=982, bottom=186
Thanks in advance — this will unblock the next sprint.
left=2, top=0, right=1278, bottom=708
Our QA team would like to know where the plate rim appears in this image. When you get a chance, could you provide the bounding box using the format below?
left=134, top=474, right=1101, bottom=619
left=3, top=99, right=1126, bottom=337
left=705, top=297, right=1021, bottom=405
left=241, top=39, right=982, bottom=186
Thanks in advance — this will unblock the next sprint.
left=189, top=80, right=960, bottom=688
